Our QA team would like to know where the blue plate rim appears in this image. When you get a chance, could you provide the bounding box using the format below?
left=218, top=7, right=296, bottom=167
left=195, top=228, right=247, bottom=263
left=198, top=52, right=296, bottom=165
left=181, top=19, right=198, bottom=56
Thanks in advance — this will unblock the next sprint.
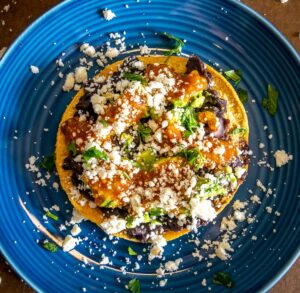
left=0, top=0, right=299, bottom=292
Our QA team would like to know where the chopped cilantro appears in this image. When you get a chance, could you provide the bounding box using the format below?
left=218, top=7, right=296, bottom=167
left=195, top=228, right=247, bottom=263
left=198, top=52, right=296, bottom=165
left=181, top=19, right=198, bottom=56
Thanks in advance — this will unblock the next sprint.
left=162, top=32, right=185, bottom=57
left=213, top=271, right=234, bottom=288
left=42, top=242, right=58, bottom=252
left=224, top=69, right=241, bottom=86
left=100, top=119, right=109, bottom=127
left=128, top=246, right=138, bottom=256
left=67, top=141, right=77, bottom=156
left=237, top=88, right=248, bottom=104
left=83, top=147, right=107, bottom=163
left=261, top=84, right=279, bottom=116
left=180, top=106, right=198, bottom=137
left=40, top=153, right=55, bottom=172
left=229, top=127, right=247, bottom=135
left=126, top=216, right=134, bottom=228
left=122, top=171, right=131, bottom=180
left=45, top=210, right=58, bottom=221
left=100, top=199, right=114, bottom=208
left=149, top=207, right=165, bottom=217
left=138, top=124, right=152, bottom=143
left=123, top=72, right=147, bottom=85
left=177, top=147, right=205, bottom=170
left=127, top=279, right=140, bottom=293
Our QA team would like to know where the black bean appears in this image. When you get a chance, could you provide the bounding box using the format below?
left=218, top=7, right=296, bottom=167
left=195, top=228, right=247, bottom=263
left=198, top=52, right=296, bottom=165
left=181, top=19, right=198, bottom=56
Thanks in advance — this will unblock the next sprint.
left=62, top=157, right=83, bottom=174
left=186, top=55, right=206, bottom=75
left=101, top=207, right=129, bottom=218
left=126, top=223, right=163, bottom=243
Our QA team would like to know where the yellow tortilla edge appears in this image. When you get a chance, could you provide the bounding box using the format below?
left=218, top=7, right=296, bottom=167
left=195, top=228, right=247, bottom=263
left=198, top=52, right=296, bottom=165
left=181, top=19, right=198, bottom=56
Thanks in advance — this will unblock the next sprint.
left=55, top=55, right=249, bottom=242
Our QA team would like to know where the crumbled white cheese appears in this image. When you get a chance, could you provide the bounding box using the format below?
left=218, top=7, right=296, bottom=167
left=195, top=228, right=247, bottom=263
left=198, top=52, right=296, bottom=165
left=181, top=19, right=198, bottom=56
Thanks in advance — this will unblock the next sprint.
left=102, top=9, right=116, bottom=21
left=62, top=235, right=77, bottom=251
left=62, top=72, right=75, bottom=92
left=140, top=45, right=151, bottom=55
left=234, top=210, right=246, bottom=222
left=70, top=208, right=86, bottom=224
left=265, top=206, right=272, bottom=214
left=71, top=224, right=82, bottom=236
left=215, top=240, right=234, bottom=260
left=250, top=194, right=261, bottom=204
left=149, top=235, right=167, bottom=260
left=30, top=65, right=39, bottom=74
left=256, top=179, right=267, bottom=192
left=159, top=279, right=168, bottom=287
left=274, top=150, right=293, bottom=167
left=220, top=217, right=237, bottom=231
left=190, top=198, right=217, bottom=223
left=80, top=43, right=96, bottom=57
left=105, top=47, right=120, bottom=59
left=100, top=216, right=127, bottom=234
left=75, top=66, right=88, bottom=83
left=164, top=258, right=182, bottom=272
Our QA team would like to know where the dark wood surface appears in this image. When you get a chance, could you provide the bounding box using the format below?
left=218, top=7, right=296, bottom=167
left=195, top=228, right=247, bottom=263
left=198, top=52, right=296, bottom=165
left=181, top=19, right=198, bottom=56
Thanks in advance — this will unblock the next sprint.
left=0, top=0, right=299, bottom=292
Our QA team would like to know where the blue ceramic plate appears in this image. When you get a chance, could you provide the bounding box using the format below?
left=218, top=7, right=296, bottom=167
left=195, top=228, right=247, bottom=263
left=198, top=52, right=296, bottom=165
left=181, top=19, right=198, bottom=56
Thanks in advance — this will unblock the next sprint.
left=0, top=0, right=299, bottom=292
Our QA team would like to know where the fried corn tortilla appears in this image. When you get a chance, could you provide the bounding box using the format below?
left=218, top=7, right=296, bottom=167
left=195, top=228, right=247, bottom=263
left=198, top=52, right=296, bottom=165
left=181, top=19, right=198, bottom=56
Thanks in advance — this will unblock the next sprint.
left=56, top=56, right=249, bottom=242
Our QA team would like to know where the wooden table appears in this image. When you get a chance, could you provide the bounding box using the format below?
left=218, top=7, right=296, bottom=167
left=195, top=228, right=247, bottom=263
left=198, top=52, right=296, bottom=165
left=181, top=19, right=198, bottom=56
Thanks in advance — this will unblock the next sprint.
left=0, top=0, right=299, bottom=292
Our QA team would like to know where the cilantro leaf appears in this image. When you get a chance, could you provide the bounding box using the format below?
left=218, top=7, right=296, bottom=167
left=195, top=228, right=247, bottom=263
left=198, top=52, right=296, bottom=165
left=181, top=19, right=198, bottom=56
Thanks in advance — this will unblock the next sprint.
left=123, top=73, right=147, bottom=85
left=138, top=124, right=152, bottom=143
left=237, top=88, right=248, bottom=104
left=122, top=171, right=131, bottom=180
left=224, top=69, right=241, bottom=86
left=180, top=106, right=198, bottom=137
left=100, top=199, right=114, bottom=207
left=67, top=141, right=77, bottom=156
left=162, top=32, right=185, bottom=57
left=261, top=84, right=279, bottom=116
left=126, top=216, right=134, bottom=228
left=40, top=153, right=55, bottom=172
left=83, top=147, right=108, bottom=163
left=100, top=119, right=109, bottom=127
left=42, top=242, right=58, bottom=252
left=45, top=210, right=58, bottom=221
left=128, top=247, right=138, bottom=256
left=213, top=271, right=234, bottom=288
left=229, top=127, right=247, bottom=135
left=127, top=279, right=140, bottom=293
left=177, top=147, right=205, bottom=170
left=149, top=207, right=165, bottom=217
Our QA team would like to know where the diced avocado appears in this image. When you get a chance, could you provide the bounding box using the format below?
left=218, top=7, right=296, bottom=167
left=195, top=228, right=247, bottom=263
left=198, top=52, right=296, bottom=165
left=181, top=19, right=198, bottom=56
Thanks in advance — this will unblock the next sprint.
left=197, top=177, right=227, bottom=199
left=143, top=212, right=151, bottom=223
left=190, top=91, right=205, bottom=108
left=135, top=149, right=157, bottom=171
left=172, top=99, right=188, bottom=108
left=121, top=133, right=134, bottom=148
left=150, top=220, right=162, bottom=226
left=223, top=166, right=233, bottom=174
